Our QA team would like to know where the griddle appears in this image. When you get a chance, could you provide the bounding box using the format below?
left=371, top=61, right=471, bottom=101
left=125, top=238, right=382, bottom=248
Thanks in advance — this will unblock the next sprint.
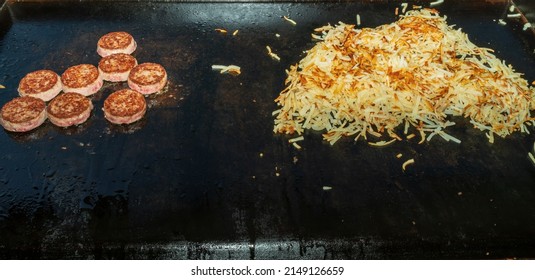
left=0, top=0, right=535, bottom=259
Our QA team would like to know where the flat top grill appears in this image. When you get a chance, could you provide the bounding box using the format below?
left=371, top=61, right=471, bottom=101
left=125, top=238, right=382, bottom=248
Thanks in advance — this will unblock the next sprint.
left=0, top=0, right=534, bottom=259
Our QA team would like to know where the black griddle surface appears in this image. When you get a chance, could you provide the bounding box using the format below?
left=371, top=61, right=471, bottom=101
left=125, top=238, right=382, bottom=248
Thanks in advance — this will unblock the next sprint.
left=0, top=1, right=535, bottom=259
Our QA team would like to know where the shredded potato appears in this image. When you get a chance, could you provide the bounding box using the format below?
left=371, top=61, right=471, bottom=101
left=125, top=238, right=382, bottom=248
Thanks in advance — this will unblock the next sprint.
left=283, top=16, right=297, bottom=26
left=430, top=0, right=444, bottom=7
left=368, top=139, right=397, bottom=147
left=266, top=46, right=281, bottom=61
left=273, top=9, right=535, bottom=146
left=289, top=136, right=304, bottom=143
left=211, top=64, right=241, bottom=75
left=402, top=158, right=415, bottom=171
left=401, top=3, right=408, bottom=13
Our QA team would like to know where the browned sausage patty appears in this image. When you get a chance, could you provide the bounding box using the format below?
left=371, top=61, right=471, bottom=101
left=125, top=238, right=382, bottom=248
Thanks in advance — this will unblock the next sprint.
left=98, top=53, right=138, bottom=82
left=61, top=64, right=103, bottom=96
left=0, top=96, right=47, bottom=132
left=127, top=63, right=167, bottom=95
left=47, top=92, right=93, bottom=127
left=18, top=70, right=62, bottom=101
left=97, top=31, right=137, bottom=57
left=103, top=89, right=146, bottom=124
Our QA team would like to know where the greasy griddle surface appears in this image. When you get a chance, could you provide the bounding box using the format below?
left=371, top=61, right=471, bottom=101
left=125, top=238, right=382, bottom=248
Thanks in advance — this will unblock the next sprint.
left=0, top=1, right=535, bottom=259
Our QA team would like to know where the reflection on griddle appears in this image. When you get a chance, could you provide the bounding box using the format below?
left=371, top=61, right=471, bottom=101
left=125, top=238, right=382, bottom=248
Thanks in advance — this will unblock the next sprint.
left=52, top=117, right=93, bottom=136
left=4, top=124, right=49, bottom=143
left=145, top=82, right=186, bottom=108
left=105, top=117, right=147, bottom=134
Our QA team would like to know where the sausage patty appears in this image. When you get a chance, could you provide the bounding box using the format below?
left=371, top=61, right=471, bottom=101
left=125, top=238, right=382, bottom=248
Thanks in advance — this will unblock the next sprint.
left=98, top=53, right=138, bottom=82
left=18, top=70, right=62, bottom=101
left=47, top=92, right=93, bottom=127
left=97, top=31, right=137, bottom=57
left=127, top=63, right=167, bottom=95
left=103, top=89, right=146, bottom=124
left=0, top=96, right=47, bottom=132
left=61, top=64, right=103, bottom=96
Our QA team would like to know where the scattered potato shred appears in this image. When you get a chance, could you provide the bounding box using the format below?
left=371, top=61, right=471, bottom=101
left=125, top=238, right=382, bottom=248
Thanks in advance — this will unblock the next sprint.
left=273, top=9, right=535, bottom=145
left=402, top=159, right=415, bottom=171
left=212, top=64, right=241, bottom=76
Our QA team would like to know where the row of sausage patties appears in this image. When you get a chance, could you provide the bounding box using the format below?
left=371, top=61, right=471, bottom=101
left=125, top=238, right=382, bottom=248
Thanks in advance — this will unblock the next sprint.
left=0, top=32, right=167, bottom=132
